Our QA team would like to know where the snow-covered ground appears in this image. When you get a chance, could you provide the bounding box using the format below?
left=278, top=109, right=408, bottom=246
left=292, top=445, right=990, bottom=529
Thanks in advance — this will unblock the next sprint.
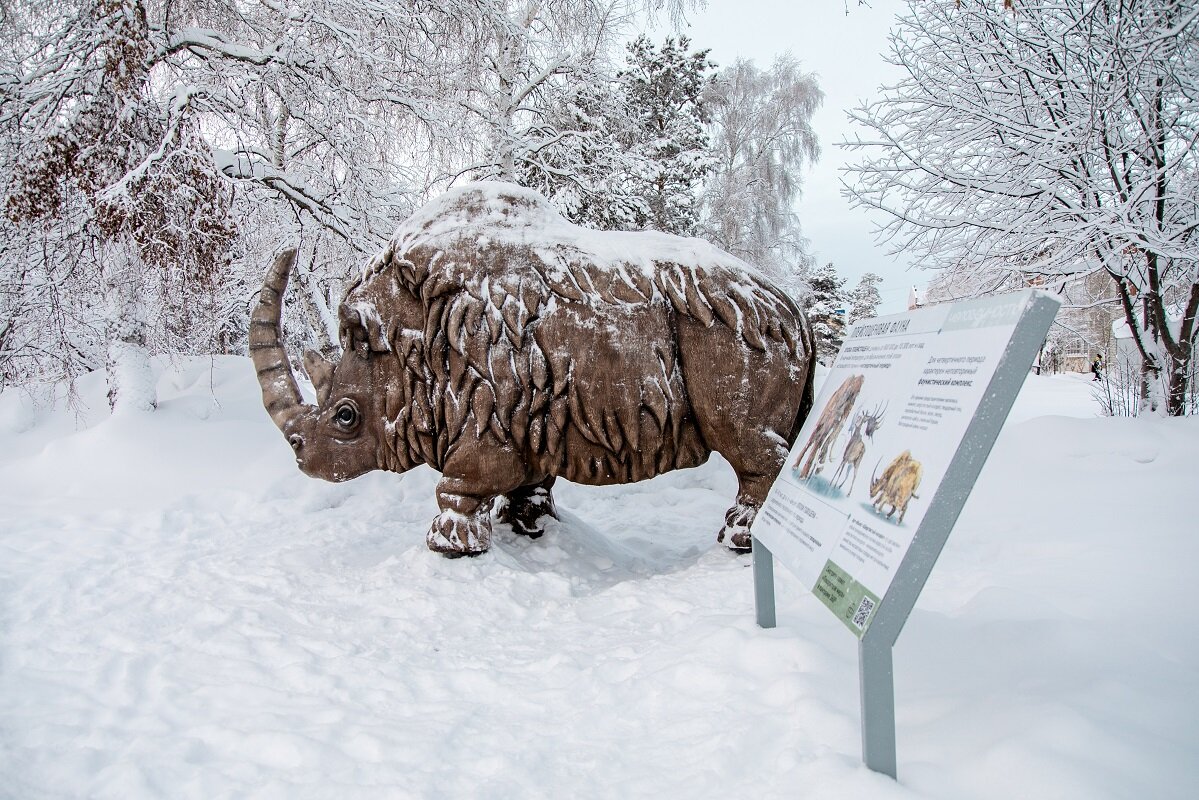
left=1, top=358, right=1195, bottom=799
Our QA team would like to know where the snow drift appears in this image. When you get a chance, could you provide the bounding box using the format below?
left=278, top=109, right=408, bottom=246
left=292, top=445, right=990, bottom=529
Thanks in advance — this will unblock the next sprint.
left=0, top=357, right=1195, bottom=799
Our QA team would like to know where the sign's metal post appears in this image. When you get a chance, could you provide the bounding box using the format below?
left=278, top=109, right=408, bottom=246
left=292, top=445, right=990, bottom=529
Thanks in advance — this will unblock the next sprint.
left=752, top=537, right=777, bottom=629
left=853, top=292, right=1062, bottom=780
left=859, top=634, right=897, bottom=779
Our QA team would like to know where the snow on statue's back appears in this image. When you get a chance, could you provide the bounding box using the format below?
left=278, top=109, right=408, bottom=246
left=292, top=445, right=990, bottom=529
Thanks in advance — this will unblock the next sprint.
left=395, top=182, right=767, bottom=287
left=250, top=182, right=817, bottom=557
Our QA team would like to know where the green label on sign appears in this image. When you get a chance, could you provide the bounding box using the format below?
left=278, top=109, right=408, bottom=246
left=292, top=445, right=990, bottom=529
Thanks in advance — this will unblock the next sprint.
left=815, top=560, right=881, bottom=637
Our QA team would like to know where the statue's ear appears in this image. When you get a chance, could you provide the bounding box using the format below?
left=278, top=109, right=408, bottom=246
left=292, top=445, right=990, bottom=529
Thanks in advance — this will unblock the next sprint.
left=339, top=302, right=389, bottom=355
left=303, top=349, right=336, bottom=406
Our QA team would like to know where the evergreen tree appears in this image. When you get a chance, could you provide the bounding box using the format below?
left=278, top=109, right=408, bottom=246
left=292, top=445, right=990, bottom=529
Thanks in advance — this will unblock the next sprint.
left=619, top=36, right=715, bottom=235
left=848, top=272, right=883, bottom=323
left=513, top=73, right=647, bottom=231
left=517, top=35, right=715, bottom=234
left=805, top=262, right=849, bottom=365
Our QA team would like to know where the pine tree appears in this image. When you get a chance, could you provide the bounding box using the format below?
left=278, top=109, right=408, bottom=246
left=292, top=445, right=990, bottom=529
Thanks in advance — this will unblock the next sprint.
left=848, top=272, right=883, bottom=323
left=619, top=36, right=715, bottom=235
left=805, top=263, right=849, bottom=365
left=510, top=34, right=715, bottom=235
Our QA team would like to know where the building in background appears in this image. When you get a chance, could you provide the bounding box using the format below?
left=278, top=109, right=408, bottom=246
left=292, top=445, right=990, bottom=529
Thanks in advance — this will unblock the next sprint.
left=907, top=286, right=925, bottom=311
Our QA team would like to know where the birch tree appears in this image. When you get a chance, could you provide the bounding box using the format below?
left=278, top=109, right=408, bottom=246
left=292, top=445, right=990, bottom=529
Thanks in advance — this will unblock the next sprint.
left=161, top=0, right=469, bottom=353
left=845, top=0, right=1199, bottom=415
left=699, top=56, right=822, bottom=295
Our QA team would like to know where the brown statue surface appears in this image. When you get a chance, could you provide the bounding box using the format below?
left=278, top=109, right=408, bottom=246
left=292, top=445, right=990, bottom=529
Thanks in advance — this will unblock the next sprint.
left=251, top=183, right=815, bottom=556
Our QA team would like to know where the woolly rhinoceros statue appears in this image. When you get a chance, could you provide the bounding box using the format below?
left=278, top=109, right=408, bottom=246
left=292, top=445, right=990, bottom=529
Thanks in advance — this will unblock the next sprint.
left=251, top=183, right=815, bottom=556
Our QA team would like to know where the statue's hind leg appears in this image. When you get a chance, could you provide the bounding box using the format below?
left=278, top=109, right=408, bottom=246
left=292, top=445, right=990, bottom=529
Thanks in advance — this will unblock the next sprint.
left=709, top=376, right=802, bottom=551
left=672, top=315, right=812, bottom=554
left=499, top=476, right=558, bottom=538
left=717, top=469, right=780, bottom=551
left=714, top=409, right=793, bottom=551
left=706, top=388, right=802, bottom=551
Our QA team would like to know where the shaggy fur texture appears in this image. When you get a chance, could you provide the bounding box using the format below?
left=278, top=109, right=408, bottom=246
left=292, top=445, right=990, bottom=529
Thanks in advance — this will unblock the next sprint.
left=253, top=184, right=816, bottom=556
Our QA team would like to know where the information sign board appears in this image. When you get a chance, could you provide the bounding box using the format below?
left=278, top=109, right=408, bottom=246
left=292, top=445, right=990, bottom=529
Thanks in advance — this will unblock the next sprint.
left=750, top=289, right=1060, bottom=779
left=753, top=290, right=1056, bottom=636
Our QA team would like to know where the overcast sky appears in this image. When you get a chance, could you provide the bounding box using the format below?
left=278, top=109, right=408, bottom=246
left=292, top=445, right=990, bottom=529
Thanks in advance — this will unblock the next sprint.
left=667, top=0, right=922, bottom=312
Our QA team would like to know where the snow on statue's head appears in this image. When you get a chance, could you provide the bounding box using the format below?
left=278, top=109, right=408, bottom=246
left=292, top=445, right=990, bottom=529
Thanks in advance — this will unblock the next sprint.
left=251, top=183, right=816, bottom=557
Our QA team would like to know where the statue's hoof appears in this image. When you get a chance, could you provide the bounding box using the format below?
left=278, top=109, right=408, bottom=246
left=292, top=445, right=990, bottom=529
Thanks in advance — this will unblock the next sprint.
left=427, top=511, right=491, bottom=556
left=507, top=519, right=545, bottom=538
left=498, top=504, right=548, bottom=538
left=717, top=525, right=753, bottom=552
left=499, top=488, right=556, bottom=538
left=718, top=503, right=756, bottom=552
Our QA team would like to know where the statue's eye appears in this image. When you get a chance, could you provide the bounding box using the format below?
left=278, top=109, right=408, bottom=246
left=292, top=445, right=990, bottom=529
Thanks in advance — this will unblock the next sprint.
left=333, top=403, right=359, bottom=430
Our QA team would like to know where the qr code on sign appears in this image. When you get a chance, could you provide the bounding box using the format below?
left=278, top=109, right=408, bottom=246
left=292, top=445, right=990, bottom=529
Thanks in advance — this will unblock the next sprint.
left=852, top=596, right=876, bottom=630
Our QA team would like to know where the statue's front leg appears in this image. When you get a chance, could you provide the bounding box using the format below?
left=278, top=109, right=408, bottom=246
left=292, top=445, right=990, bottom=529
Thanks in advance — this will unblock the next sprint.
left=499, top=476, right=558, bottom=538
left=427, top=475, right=495, bottom=556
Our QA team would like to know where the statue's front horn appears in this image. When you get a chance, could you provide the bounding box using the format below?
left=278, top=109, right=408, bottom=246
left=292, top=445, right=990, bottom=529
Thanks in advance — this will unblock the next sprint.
left=249, top=249, right=310, bottom=431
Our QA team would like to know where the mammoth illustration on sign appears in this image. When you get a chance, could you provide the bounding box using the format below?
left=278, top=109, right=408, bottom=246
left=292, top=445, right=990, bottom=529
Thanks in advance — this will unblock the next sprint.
left=251, top=183, right=815, bottom=556
left=792, top=374, right=865, bottom=480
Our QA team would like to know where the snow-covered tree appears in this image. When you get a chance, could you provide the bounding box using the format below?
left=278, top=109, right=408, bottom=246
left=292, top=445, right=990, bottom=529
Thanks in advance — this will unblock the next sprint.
left=618, top=35, right=714, bottom=235
left=805, top=262, right=849, bottom=364
left=1, top=0, right=708, bottom=404
left=848, top=272, right=883, bottom=323
left=511, top=67, right=650, bottom=229
left=0, top=0, right=467, bottom=402
left=511, top=32, right=714, bottom=234
left=699, top=56, right=822, bottom=296
left=2, top=0, right=237, bottom=410
left=455, top=2, right=630, bottom=182
left=845, top=0, right=1199, bottom=416
left=454, top=3, right=702, bottom=228
left=165, top=0, right=472, bottom=353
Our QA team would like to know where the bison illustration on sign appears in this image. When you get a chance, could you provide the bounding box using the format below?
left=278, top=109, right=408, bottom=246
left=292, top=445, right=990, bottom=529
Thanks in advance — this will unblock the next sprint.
left=869, top=450, right=923, bottom=524
left=251, top=183, right=815, bottom=556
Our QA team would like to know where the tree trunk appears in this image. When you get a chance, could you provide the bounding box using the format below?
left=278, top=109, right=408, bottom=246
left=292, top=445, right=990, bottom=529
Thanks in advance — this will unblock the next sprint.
left=1139, top=358, right=1157, bottom=415
left=294, top=267, right=339, bottom=357
left=102, top=247, right=156, bottom=413
left=1165, top=354, right=1190, bottom=417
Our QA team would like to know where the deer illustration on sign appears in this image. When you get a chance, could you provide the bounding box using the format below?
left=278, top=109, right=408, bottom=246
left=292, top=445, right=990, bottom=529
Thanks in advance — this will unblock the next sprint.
left=832, top=403, right=886, bottom=495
